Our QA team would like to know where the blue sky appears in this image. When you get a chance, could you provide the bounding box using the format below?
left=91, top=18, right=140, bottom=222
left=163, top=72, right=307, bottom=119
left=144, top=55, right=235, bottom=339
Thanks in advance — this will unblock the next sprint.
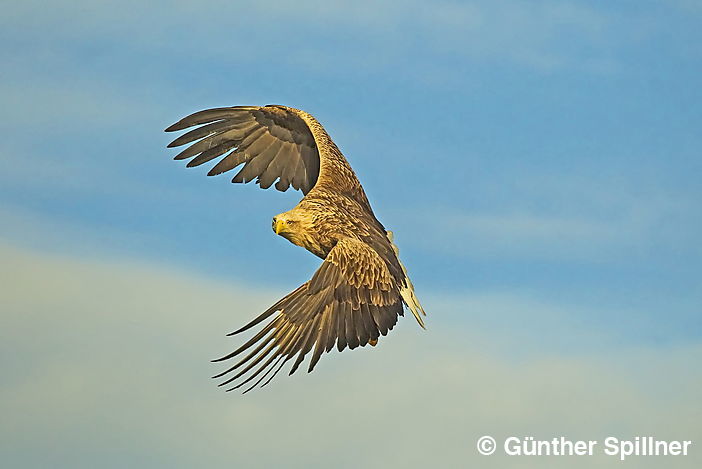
left=1, top=1, right=701, bottom=467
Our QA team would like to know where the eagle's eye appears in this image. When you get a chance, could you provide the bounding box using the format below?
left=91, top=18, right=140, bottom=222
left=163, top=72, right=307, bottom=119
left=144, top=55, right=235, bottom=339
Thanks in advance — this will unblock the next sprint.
left=286, top=219, right=295, bottom=225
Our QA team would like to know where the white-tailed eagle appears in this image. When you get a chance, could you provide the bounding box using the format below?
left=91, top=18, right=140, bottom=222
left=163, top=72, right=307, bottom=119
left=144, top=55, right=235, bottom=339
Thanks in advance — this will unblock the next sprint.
left=165, top=105, right=426, bottom=393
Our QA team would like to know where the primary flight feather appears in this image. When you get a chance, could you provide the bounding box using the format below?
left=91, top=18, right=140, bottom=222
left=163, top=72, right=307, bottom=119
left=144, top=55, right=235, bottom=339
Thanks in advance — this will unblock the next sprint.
left=165, top=105, right=426, bottom=393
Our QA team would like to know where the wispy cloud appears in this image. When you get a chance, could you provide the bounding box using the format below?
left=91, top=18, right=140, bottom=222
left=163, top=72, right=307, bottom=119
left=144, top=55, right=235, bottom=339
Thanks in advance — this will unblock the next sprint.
left=393, top=169, right=701, bottom=263
left=1, top=241, right=700, bottom=468
left=419, top=209, right=649, bottom=262
left=0, top=203, right=169, bottom=260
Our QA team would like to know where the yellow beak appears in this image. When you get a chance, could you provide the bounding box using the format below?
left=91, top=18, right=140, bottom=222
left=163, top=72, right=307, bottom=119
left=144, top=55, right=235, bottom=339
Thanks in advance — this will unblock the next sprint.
left=275, top=218, right=285, bottom=235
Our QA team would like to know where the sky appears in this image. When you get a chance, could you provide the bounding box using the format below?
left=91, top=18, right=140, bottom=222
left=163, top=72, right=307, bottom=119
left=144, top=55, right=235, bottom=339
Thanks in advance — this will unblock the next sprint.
left=1, top=1, right=701, bottom=467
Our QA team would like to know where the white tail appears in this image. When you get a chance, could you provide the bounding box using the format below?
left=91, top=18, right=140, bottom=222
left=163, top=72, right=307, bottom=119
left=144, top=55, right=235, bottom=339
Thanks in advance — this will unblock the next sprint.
left=387, top=231, right=427, bottom=329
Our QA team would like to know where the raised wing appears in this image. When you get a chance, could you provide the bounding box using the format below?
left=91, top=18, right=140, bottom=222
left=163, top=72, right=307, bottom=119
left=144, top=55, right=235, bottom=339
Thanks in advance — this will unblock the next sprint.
left=165, top=105, right=372, bottom=212
left=212, top=237, right=404, bottom=393
left=165, top=105, right=319, bottom=193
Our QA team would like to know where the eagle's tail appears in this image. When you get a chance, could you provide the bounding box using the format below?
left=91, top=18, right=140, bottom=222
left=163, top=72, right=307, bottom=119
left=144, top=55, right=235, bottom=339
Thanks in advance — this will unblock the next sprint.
left=387, top=231, right=427, bottom=329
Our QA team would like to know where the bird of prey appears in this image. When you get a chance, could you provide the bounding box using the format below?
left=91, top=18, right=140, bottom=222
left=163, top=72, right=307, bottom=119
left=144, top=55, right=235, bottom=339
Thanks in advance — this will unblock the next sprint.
left=165, top=105, right=426, bottom=393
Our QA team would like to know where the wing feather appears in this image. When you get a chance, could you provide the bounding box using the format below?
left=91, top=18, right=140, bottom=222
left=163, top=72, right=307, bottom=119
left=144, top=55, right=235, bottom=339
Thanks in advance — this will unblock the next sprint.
left=233, top=139, right=283, bottom=184
left=166, top=105, right=319, bottom=194
left=167, top=120, right=241, bottom=148
left=166, top=104, right=372, bottom=207
left=207, top=151, right=248, bottom=176
left=308, top=309, right=331, bottom=373
left=288, top=316, right=321, bottom=375
left=186, top=141, right=238, bottom=167
left=212, top=238, right=404, bottom=392
left=346, top=307, right=360, bottom=350
left=336, top=302, right=349, bottom=352
left=165, top=107, right=256, bottom=131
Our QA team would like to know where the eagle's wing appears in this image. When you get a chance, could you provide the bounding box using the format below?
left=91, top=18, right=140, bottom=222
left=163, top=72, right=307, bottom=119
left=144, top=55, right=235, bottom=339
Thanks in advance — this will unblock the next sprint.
left=165, top=105, right=372, bottom=210
left=211, top=237, right=404, bottom=393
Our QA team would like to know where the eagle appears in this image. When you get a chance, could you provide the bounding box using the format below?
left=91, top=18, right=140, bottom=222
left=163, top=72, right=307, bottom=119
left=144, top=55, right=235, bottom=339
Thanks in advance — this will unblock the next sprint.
left=165, top=105, right=426, bottom=393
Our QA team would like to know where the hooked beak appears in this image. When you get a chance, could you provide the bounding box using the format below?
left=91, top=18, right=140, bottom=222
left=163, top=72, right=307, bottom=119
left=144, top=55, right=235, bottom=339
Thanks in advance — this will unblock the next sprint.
left=274, top=218, right=285, bottom=235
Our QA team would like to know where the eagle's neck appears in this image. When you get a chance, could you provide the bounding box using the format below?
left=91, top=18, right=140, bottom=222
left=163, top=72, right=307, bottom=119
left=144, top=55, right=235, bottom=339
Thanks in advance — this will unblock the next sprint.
left=278, top=218, right=333, bottom=259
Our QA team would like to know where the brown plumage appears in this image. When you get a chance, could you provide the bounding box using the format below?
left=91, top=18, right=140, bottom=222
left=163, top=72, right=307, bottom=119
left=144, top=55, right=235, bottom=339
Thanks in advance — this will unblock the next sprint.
left=165, top=105, right=426, bottom=393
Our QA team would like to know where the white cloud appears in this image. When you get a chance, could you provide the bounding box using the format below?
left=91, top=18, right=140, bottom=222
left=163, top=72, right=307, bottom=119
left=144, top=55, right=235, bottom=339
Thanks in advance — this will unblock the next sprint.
left=392, top=169, right=701, bottom=262
left=417, top=209, right=647, bottom=262
left=0, top=203, right=179, bottom=262
left=1, top=241, right=700, bottom=468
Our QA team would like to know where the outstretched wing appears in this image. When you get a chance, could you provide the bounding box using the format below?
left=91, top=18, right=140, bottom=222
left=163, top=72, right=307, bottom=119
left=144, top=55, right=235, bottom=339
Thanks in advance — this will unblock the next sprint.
left=165, top=105, right=372, bottom=211
left=212, top=238, right=404, bottom=393
left=165, top=105, right=319, bottom=193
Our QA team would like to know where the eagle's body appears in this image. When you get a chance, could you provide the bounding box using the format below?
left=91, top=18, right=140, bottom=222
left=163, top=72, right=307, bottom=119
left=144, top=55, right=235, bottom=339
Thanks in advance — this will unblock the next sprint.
left=165, top=105, right=425, bottom=392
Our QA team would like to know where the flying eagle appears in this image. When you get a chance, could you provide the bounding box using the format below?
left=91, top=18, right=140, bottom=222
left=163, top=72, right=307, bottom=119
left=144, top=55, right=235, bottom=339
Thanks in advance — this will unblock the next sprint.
left=165, top=105, right=426, bottom=393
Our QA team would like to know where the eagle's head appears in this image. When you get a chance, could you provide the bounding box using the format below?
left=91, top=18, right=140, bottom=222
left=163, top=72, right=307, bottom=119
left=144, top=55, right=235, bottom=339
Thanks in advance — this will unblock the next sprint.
left=272, top=210, right=308, bottom=244
left=272, top=209, right=326, bottom=257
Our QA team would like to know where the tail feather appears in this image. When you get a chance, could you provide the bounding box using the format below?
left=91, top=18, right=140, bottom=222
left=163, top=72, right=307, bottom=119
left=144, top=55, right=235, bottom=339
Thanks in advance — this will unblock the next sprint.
left=387, top=231, right=427, bottom=329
